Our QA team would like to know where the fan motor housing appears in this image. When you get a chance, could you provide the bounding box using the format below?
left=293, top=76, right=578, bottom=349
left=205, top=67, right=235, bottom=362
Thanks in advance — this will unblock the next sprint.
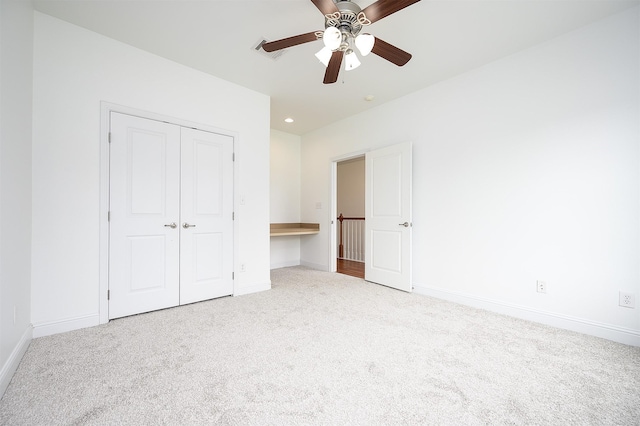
left=325, top=0, right=365, bottom=40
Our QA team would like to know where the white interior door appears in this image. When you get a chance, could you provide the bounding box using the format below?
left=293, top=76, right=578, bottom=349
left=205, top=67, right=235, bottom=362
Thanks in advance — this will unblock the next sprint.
left=179, top=127, right=234, bottom=304
left=364, top=142, right=412, bottom=292
left=109, top=112, right=181, bottom=319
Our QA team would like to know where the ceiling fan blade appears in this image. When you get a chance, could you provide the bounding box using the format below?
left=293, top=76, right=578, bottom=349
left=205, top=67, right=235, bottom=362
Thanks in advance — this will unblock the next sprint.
left=310, top=0, right=339, bottom=15
left=323, top=50, right=344, bottom=84
left=262, top=32, right=320, bottom=52
left=361, top=0, right=421, bottom=24
left=371, top=37, right=412, bottom=66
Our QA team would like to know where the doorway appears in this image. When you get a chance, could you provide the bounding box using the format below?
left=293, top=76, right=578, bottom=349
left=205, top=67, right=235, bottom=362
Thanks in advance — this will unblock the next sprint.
left=331, top=142, right=413, bottom=291
left=336, top=156, right=365, bottom=278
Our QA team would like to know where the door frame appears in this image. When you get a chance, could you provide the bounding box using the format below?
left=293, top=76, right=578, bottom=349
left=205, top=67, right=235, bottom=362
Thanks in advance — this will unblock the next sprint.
left=98, top=102, right=239, bottom=324
left=329, top=150, right=369, bottom=272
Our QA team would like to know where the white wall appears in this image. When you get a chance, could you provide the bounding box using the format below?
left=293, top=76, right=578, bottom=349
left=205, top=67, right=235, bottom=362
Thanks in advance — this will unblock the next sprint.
left=337, top=158, right=365, bottom=217
left=0, top=0, right=33, bottom=396
left=270, top=130, right=302, bottom=269
left=32, top=12, right=271, bottom=336
left=301, top=7, right=640, bottom=345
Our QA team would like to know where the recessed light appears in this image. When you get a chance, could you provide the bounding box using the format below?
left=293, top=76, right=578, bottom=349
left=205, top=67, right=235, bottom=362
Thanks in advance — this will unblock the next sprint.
left=364, top=95, right=375, bottom=102
left=284, top=117, right=294, bottom=123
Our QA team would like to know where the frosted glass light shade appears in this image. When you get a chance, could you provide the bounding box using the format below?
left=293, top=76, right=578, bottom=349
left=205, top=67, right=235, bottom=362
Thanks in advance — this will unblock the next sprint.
left=355, top=33, right=375, bottom=56
left=323, top=27, right=342, bottom=51
left=345, top=50, right=361, bottom=71
left=315, top=47, right=332, bottom=67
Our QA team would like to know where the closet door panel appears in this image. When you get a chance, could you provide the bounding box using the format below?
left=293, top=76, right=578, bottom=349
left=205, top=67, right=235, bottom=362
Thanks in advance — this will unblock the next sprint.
left=179, top=127, right=234, bottom=304
left=109, top=112, right=181, bottom=319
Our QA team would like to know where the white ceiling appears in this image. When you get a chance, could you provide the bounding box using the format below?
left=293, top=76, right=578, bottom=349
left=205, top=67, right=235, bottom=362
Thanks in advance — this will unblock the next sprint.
left=33, top=0, right=639, bottom=135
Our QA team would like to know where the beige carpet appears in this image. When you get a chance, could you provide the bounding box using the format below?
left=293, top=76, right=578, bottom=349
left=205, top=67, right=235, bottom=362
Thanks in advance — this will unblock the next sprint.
left=1, top=266, right=639, bottom=425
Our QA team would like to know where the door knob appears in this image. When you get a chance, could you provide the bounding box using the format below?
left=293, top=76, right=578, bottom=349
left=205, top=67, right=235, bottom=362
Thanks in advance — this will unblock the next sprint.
left=182, top=223, right=196, bottom=229
left=164, top=222, right=177, bottom=229
left=399, top=222, right=410, bottom=227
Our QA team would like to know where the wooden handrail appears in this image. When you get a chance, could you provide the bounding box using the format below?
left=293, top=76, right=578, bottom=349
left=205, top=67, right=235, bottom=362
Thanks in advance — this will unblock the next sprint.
left=337, top=214, right=365, bottom=258
left=337, top=214, right=365, bottom=221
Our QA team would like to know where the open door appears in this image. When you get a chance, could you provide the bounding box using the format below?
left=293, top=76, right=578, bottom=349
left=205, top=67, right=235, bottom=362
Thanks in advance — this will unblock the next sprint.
left=364, top=142, right=412, bottom=292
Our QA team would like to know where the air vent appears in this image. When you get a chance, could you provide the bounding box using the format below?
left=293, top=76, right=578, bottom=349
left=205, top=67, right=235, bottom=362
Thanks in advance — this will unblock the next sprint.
left=253, top=38, right=286, bottom=61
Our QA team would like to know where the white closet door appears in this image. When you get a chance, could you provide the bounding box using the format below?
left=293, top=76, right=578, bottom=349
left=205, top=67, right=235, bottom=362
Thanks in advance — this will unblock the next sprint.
left=109, top=112, right=181, bottom=319
left=179, top=128, right=234, bottom=304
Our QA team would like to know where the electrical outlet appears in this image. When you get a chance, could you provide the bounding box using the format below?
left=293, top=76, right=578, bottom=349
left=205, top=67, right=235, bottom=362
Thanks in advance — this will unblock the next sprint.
left=619, top=292, right=636, bottom=308
left=537, top=280, right=547, bottom=294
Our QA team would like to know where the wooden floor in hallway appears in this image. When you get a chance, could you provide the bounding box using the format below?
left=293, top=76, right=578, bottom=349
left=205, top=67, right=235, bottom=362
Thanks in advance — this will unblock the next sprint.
left=337, top=258, right=364, bottom=279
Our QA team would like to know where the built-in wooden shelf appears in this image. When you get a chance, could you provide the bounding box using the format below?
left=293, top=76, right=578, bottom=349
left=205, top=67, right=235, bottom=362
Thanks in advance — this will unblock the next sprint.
left=270, top=223, right=320, bottom=237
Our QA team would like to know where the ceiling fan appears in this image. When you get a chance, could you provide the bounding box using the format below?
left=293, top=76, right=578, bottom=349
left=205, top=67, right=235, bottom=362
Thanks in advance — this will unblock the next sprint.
left=261, top=0, right=421, bottom=84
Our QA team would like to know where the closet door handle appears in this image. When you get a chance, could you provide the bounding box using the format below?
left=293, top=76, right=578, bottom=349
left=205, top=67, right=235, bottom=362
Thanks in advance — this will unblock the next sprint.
left=182, top=223, right=196, bottom=229
left=164, top=222, right=177, bottom=229
left=399, top=222, right=410, bottom=227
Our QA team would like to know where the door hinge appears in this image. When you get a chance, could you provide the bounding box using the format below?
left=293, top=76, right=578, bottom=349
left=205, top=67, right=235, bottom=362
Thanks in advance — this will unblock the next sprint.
left=108, top=132, right=112, bottom=143
left=232, top=272, right=235, bottom=280
left=107, top=290, right=110, bottom=300
left=232, top=212, right=235, bottom=220
left=107, top=211, right=110, bottom=221
left=232, top=153, right=235, bottom=161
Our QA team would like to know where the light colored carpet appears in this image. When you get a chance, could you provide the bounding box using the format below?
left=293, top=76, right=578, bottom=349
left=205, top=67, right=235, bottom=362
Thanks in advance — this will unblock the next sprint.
left=1, top=266, right=639, bottom=425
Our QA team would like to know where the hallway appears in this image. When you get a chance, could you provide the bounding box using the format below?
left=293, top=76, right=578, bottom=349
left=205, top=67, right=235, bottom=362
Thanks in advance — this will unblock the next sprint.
left=336, top=258, right=364, bottom=279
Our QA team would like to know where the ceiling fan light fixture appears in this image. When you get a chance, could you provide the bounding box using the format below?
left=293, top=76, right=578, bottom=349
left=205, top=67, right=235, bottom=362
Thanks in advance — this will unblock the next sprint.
left=315, top=46, right=332, bottom=67
left=323, top=26, right=342, bottom=51
left=355, top=33, right=375, bottom=56
left=261, top=0, right=421, bottom=84
left=345, top=49, right=361, bottom=71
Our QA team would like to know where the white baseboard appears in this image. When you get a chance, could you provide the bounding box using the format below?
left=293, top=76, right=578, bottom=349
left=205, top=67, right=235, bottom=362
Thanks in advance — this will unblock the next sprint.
left=0, top=325, right=32, bottom=398
left=300, top=261, right=329, bottom=271
left=413, top=284, right=640, bottom=347
left=32, top=313, right=100, bottom=338
left=234, top=281, right=271, bottom=297
left=270, top=260, right=300, bottom=270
